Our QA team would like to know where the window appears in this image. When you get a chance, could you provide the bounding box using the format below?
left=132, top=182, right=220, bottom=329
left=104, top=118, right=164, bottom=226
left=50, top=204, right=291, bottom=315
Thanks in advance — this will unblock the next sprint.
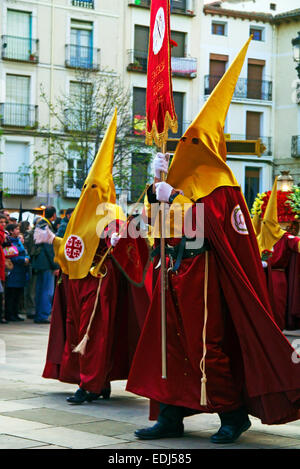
left=245, top=167, right=261, bottom=209
left=131, top=153, right=150, bottom=201
left=6, top=10, right=33, bottom=61
left=66, top=81, right=93, bottom=131
left=247, top=60, right=264, bottom=99
left=3, top=142, right=33, bottom=195
left=270, top=3, right=276, bottom=11
left=4, top=141, right=29, bottom=173
left=5, top=75, right=31, bottom=126
left=246, top=111, right=262, bottom=140
left=170, top=31, right=186, bottom=58
left=133, top=26, right=149, bottom=71
left=66, top=150, right=86, bottom=197
left=212, top=22, right=226, bottom=36
left=250, top=27, right=264, bottom=41
left=173, top=91, right=184, bottom=138
left=171, top=0, right=186, bottom=13
left=70, top=20, right=93, bottom=68
left=207, top=54, right=228, bottom=93
left=133, top=87, right=146, bottom=136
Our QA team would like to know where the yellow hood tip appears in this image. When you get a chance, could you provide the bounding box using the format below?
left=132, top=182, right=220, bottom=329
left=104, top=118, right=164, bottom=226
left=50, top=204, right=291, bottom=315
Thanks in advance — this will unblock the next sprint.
left=257, top=177, right=286, bottom=254
left=54, top=109, right=126, bottom=279
left=167, top=36, right=252, bottom=201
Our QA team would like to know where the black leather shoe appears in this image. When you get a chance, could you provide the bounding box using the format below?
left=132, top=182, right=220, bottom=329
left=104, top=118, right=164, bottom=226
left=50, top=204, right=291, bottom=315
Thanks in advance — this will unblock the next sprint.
left=101, top=386, right=111, bottom=400
left=67, top=388, right=89, bottom=405
left=86, top=386, right=111, bottom=402
left=210, top=417, right=251, bottom=444
left=135, top=422, right=184, bottom=440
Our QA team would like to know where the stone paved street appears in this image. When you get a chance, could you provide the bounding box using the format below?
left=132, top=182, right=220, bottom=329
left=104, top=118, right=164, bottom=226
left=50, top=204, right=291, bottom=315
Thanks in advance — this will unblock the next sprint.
left=0, top=319, right=300, bottom=450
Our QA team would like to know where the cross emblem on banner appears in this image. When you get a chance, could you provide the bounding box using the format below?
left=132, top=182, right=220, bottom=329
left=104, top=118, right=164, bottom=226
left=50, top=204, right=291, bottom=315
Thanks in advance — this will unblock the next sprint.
left=64, top=235, right=85, bottom=261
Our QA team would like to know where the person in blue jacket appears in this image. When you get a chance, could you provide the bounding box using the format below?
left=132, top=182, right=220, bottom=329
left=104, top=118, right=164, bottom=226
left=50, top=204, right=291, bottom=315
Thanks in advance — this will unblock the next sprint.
left=5, top=223, right=30, bottom=322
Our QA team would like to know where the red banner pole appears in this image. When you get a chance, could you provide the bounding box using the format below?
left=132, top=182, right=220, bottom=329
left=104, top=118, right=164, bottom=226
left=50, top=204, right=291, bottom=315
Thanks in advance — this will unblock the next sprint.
left=160, top=142, right=167, bottom=379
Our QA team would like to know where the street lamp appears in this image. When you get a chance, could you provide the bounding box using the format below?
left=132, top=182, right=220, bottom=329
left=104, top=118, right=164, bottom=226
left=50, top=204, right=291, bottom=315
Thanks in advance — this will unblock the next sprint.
left=277, top=170, right=294, bottom=192
left=292, top=31, right=300, bottom=79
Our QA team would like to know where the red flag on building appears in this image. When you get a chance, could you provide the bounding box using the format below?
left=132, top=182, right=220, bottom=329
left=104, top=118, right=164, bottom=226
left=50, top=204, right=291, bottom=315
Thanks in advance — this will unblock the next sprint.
left=145, top=0, right=178, bottom=148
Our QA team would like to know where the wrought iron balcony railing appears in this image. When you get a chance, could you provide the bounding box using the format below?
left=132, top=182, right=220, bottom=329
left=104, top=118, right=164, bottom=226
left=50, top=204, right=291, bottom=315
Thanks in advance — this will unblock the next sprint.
left=128, top=0, right=195, bottom=15
left=128, top=0, right=151, bottom=7
left=63, top=175, right=84, bottom=198
left=65, top=44, right=100, bottom=70
left=0, top=172, right=37, bottom=196
left=64, top=108, right=99, bottom=133
left=0, top=103, right=38, bottom=128
left=291, top=136, right=300, bottom=158
left=228, top=134, right=272, bottom=156
left=204, top=75, right=273, bottom=101
left=1, top=35, right=39, bottom=63
left=71, top=0, right=94, bottom=8
left=171, top=57, right=197, bottom=78
left=127, top=50, right=197, bottom=78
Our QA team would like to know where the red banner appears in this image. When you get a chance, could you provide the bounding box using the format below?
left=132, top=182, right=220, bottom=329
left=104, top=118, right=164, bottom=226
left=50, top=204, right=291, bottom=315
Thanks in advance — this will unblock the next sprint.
left=145, top=0, right=177, bottom=148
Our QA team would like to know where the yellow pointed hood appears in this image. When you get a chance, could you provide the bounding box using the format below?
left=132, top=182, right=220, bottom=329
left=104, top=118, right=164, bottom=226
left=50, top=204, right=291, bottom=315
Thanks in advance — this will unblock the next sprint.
left=252, top=211, right=262, bottom=237
left=257, top=177, right=285, bottom=255
left=54, top=108, right=125, bottom=279
left=167, top=37, right=252, bottom=201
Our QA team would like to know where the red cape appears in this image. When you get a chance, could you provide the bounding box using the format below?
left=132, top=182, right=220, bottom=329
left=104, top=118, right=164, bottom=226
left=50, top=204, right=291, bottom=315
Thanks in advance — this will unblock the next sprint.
left=43, top=236, right=151, bottom=389
left=126, top=186, right=300, bottom=424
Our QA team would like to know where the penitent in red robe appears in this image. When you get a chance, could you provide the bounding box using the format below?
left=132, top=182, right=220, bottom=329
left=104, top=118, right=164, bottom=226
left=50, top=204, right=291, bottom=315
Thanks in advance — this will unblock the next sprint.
left=266, top=233, right=300, bottom=331
left=42, top=232, right=150, bottom=394
left=126, top=186, right=300, bottom=425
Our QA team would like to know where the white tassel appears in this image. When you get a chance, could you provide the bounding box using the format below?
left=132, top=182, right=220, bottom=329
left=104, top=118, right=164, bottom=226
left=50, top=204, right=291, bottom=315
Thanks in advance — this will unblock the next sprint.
left=73, top=277, right=103, bottom=356
left=73, top=333, right=89, bottom=356
left=200, top=376, right=207, bottom=406
left=200, top=251, right=209, bottom=407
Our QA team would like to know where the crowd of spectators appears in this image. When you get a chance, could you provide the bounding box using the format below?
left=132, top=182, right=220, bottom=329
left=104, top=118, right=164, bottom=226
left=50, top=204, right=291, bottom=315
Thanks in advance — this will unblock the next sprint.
left=0, top=206, right=74, bottom=324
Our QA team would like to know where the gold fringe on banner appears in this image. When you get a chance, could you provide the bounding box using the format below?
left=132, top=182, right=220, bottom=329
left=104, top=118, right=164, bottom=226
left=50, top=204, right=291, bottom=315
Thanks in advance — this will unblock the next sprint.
left=145, top=111, right=178, bottom=148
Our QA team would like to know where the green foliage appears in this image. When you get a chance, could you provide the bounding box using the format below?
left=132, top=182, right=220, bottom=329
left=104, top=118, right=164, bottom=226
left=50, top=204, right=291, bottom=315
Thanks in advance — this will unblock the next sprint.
left=32, top=68, right=149, bottom=197
left=287, top=185, right=300, bottom=218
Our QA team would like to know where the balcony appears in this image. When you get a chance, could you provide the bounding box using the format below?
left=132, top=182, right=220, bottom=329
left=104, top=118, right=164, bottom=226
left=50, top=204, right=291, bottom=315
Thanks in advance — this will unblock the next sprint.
left=65, top=44, right=100, bottom=71
left=1, top=35, right=39, bottom=63
left=64, top=108, right=98, bottom=133
left=228, top=134, right=272, bottom=156
left=204, top=75, right=273, bottom=101
left=0, top=103, right=38, bottom=128
left=127, top=50, right=197, bottom=78
left=71, top=0, right=94, bottom=8
left=171, top=57, right=197, bottom=78
left=291, top=136, right=300, bottom=158
left=63, top=175, right=84, bottom=198
left=128, top=0, right=195, bottom=16
left=0, top=172, right=37, bottom=196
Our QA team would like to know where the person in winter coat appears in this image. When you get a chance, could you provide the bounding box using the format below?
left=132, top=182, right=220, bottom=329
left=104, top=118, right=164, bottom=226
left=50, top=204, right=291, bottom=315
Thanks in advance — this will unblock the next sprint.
left=56, top=208, right=74, bottom=238
left=31, top=207, right=60, bottom=324
left=0, top=214, right=7, bottom=323
left=5, top=223, right=29, bottom=322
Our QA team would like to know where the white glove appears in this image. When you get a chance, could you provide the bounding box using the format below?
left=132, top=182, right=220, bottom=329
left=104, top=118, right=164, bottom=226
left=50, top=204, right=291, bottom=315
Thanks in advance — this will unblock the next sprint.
left=34, top=226, right=55, bottom=245
left=110, top=232, right=121, bottom=247
left=262, top=261, right=268, bottom=268
left=155, top=182, right=174, bottom=203
left=153, top=153, right=170, bottom=179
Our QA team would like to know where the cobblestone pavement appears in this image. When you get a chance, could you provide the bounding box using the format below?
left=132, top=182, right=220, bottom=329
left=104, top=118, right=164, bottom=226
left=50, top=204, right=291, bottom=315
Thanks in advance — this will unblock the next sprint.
left=0, top=319, right=300, bottom=450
